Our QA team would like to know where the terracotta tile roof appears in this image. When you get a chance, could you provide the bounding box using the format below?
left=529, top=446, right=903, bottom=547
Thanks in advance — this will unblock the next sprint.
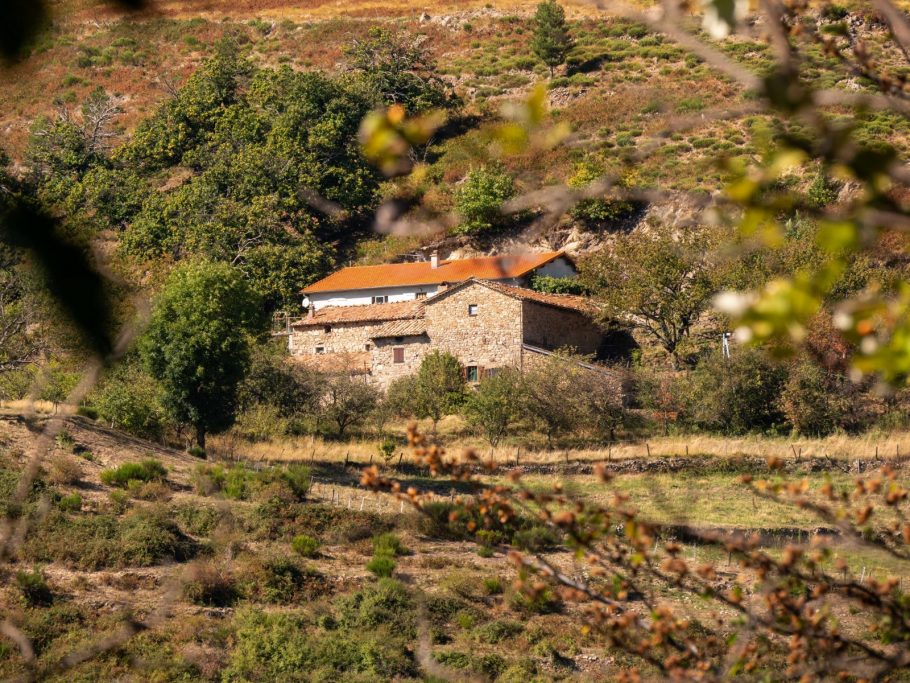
left=371, top=319, right=428, bottom=338
left=303, top=251, right=565, bottom=294
left=291, top=300, right=424, bottom=327
left=480, top=280, right=598, bottom=315
left=290, top=352, right=371, bottom=374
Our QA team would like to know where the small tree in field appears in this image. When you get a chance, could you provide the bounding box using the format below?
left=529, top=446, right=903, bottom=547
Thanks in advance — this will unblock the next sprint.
left=454, top=166, right=515, bottom=234
left=414, top=351, right=465, bottom=431
left=320, top=371, right=380, bottom=438
left=531, top=0, right=574, bottom=77
left=141, top=261, right=262, bottom=450
left=520, top=351, right=591, bottom=448
left=462, top=368, right=522, bottom=453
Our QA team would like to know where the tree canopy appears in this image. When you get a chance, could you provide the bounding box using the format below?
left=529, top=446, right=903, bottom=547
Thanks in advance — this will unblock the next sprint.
left=531, top=0, right=575, bottom=77
left=140, top=260, right=264, bottom=449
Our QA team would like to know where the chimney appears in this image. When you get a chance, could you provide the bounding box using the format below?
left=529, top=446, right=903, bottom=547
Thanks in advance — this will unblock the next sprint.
left=430, top=250, right=439, bottom=269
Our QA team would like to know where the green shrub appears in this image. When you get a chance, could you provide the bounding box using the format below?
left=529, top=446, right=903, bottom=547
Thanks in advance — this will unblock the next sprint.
left=291, top=534, right=320, bottom=558
left=336, top=578, right=414, bottom=632
left=187, top=446, right=206, bottom=459
left=23, top=508, right=196, bottom=570
left=48, top=455, right=82, bottom=485
left=454, top=165, right=515, bottom=234
left=483, top=577, right=504, bottom=595
left=780, top=360, right=853, bottom=436
left=57, top=493, right=82, bottom=512
left=508, top=586, right=561, bottom=614
left=366, top=554, right=396, bottom=578
left=108, top=490, right=130, bottom=514
left=16, top=568, right=53, bottom=606
left=474, top=618, right=523, bottom=644
left=223, top=608, right=418, bottom=680
left=100, top=459, right=167, bottom=488
left=244, top=556, right=322, bottom=604
left=372, top=532, right=405, bottom=557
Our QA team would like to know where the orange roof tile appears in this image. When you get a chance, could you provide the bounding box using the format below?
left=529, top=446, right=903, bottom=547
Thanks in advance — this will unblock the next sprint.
left=303, top=251, right=566, bottom=294
left=371, top=319, right=428, bottom=338
left=290, top=300, right=424, bottom=327
left=479, top=280, right=599, bottom=315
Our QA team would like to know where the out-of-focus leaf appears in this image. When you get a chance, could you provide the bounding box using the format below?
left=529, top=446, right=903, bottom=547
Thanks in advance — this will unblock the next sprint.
left=492, top=83, right=570, bottom=155
left=0, top=202, right=113, bottom=356
left=0, top=0, right=147, bottom=64
left=702, top=0, right=747, bottom=39
left=0, top=0, right=48, bottom=62
left=359, top=105, right=446, bottom=176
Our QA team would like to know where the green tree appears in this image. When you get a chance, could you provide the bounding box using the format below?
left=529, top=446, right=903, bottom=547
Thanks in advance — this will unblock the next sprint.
left=580, top=229, right=722, bottom=368
left=681, top=348, right=788, bottom=435
left=520, top=350, right=592, bottom=447
left=93, top=359, right=171, bottom=440
left=531, top=0, right=575, bottom=77
left=454, top=166, right=515, bottom=234
left=462, top=368, right=522, bottom=451
left=414, top=351, right=466, bottom=431
left=344, top=27, right=454, bottom=112
left=140, top=261, right=263, bottom=449
left=320, top=371, right=380, bottom=438
left=779, top=360, right=854, bottom=436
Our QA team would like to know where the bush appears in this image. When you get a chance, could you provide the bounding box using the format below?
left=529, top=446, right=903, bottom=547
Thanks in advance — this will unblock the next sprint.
left=108, top=490, right=130, bottom=514
left=183, top=561, right=238, bottom=606
left=23, top=508, right=196, bottom=570
left=243, top=556, right=322, bottom=604
left=48, top=455, right=82, bottom=485
left=780, top=360, right=853, bottom=436
left=100, top=459, right=167, bottom=488
left=454, top=165, right=515, bottom=234
left=474, top=619, right=523, bottom=644
left=291, top=534, right=320, bottom=558
left=366, top=554, right=396, bottom=578
left=57, top=493, right=82, bottom=512
left=681, top=349, right=788, bottom=435
left=372, top=532, right=405, bottom=557
left=16, top=568, right=53, bottom=606
left=336, top=578, right=414, bottom=632
left=512, top=524, right=559, bottom=552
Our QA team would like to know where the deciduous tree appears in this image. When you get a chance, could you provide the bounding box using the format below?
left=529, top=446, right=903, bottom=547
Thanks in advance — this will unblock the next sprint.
left=141, top=261, right=263, bottom=449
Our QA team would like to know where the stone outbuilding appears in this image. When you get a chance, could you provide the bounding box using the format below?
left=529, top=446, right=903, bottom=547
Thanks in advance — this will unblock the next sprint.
left=288, top=278, right=611, bottom=389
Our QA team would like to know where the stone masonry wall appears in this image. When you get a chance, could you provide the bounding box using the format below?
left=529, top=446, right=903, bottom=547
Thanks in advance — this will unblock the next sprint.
left=424, top=281, right=525, bottom=372
left=370, top=336, right=432, bottom=388
left=521, top=301, right=603, bottom=356
left=288, top=321, right=381, bottom=356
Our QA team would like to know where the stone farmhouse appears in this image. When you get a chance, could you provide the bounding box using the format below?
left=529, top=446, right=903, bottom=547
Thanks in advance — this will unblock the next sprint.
left=288, top=252, right=614, bottom=389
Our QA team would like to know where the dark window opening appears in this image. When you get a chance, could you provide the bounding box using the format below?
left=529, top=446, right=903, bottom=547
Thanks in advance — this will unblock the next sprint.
left=365, top=343, right=372, bottom=351
left=466, top=365, right=479, bottom=382
left=372, top=295, right=388, bottom=304
left=393, top=347, right=405, bottom=364
left=468, top=304, right=478, bottom=316
left=415, top=292, right=427, bottom=299
left=315, top=346, right=325, bottom=354
left=323, top=325, right=332, bottom=334
left=486, top=367, right=500, bottom=378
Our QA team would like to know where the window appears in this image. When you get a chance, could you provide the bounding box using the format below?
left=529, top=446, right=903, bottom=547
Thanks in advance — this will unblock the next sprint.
left=468, top=304, right=478, bottom=316
left=466, top=365, right=479, bottom=382
left=323, top=325, right=332, bottom=334
left=486, top=367, right=500, bottom=378
left=415, top=292, right=427, bottom=299
left=365, top=342, right=372, bottom=351
left=393, top=347, right=405, bottom=364
left=315, top=346, right=325, bottom=354
left=372, top=295, right=388, bottom=304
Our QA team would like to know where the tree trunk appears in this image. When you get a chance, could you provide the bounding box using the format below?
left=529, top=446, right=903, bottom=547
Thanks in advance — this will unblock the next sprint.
left=195, top=425, right=206, bottom=451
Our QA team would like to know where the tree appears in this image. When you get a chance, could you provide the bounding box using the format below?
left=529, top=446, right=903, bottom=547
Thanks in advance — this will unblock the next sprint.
left=580, top=229, right=722, bottom=368
left=531, top=0, right=574, bottom=77
left=0, top=244, right=43, bottom=374
left=93, top=358, right=171, bottom=441
left=681, top=348, right=788, bottom=435
left=462, top=368, right=522, bottom=452
left=140, top=261, right=263, bottom=449
left=344, top=27, right=454, bottom=112
left=413, top=351, right=466, bottom=431
left=320, top=371, right=380, bottom=438
left=520, top=350, right=592, bottom=447
left=454, top=166, right=515, bottom=234
left=779, top=359, right=854, bottom=436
